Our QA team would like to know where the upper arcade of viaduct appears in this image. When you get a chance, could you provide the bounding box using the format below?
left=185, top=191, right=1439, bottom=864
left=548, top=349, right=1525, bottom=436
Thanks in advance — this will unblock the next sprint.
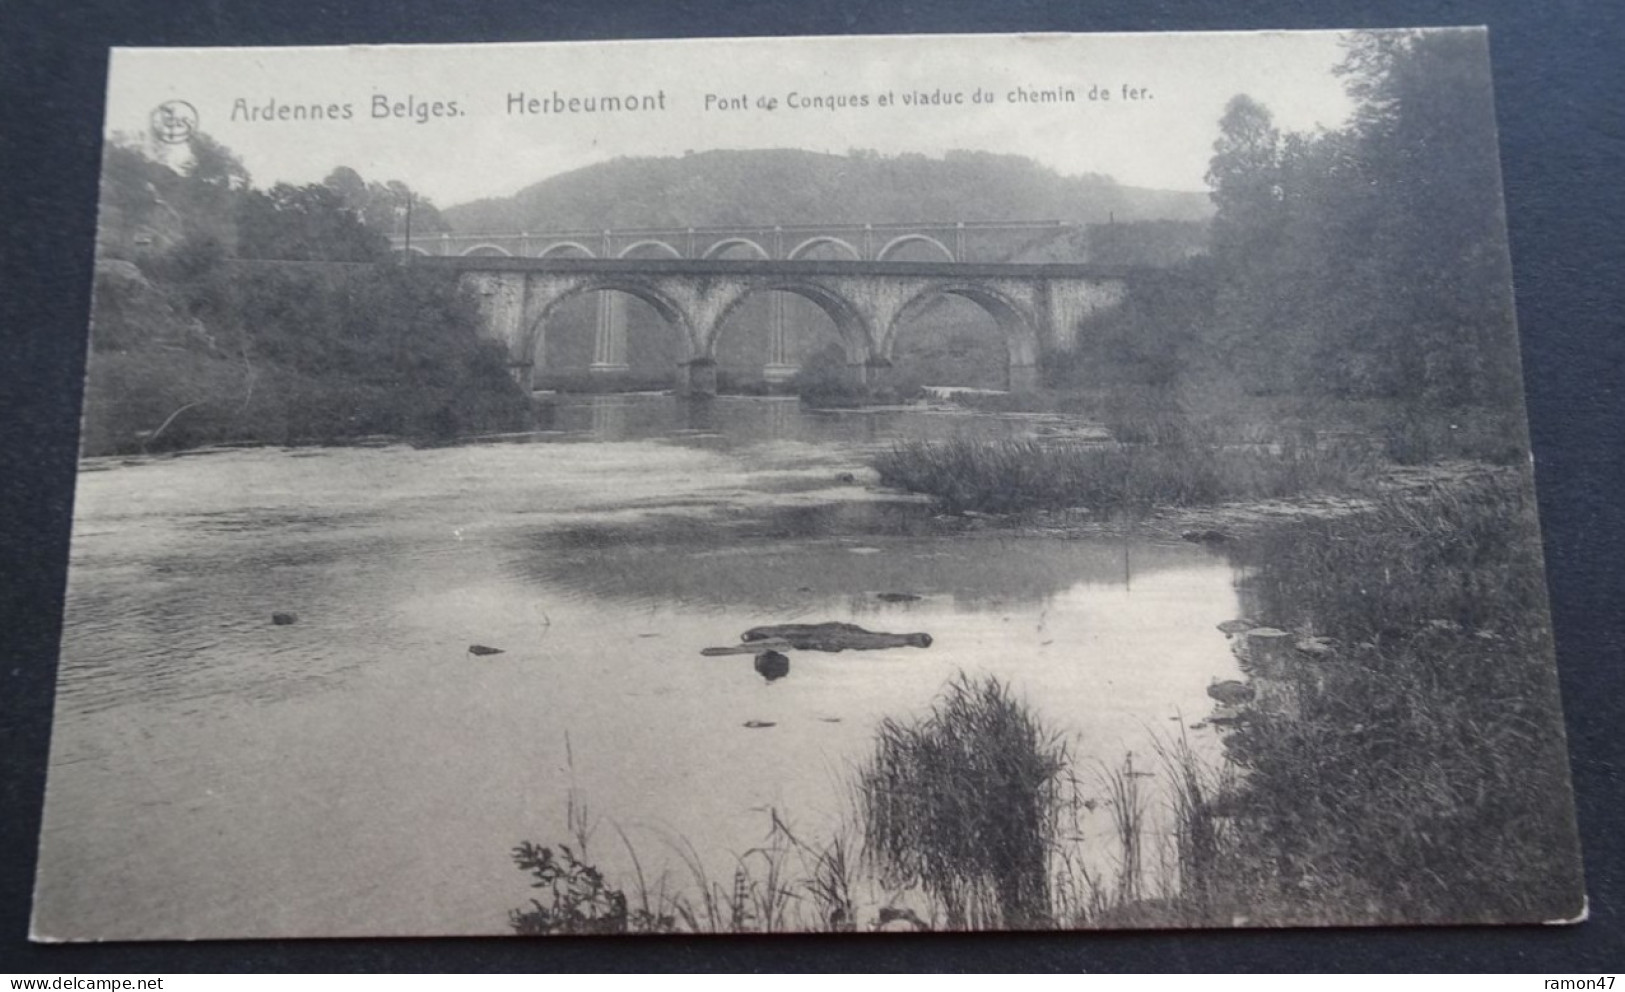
left=391, top=220, right=1078, bottom=265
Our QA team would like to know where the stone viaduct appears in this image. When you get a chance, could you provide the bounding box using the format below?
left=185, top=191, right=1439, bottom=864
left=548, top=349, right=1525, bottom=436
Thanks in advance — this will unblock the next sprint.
left=416, top=254, right=1136, bottom=395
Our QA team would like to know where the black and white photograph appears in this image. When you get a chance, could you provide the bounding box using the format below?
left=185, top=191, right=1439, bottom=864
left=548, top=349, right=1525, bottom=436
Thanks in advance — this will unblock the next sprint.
left=30, top=29, right=1586, bottom=941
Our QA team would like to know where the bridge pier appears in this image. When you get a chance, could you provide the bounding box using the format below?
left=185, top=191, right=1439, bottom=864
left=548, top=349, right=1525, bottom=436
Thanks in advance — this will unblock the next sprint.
left=762, top=294, right=800, bottom=383
left=679, top=394, right=717, bottom=432
left=679, top=357, right=718, bottom=397
left=859, top=358, right=896, bottom=392
left=588, top=394, right=629, bottom=440
left=588, top=293, right=630, bottom=375
left=1008, top=363, right=1041, bottom=393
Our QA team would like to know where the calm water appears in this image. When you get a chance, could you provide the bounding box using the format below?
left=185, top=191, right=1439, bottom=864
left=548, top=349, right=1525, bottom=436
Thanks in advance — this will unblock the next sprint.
left=34, top=395, right=1241, bottom=939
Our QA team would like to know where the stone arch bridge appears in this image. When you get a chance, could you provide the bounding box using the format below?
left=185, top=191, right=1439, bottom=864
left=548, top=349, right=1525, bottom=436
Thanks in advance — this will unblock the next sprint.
left=418, top=255, right=1136, bottom=394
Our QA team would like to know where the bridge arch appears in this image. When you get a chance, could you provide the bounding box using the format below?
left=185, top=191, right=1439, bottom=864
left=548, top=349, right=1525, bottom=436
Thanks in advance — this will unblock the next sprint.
left=706, top=280, right=876, bottom=363
left=522, top=277, right=701, bottom=369
left=876, top=234, right=955, bottom=263
left=702, top=237, right=772, bottom=260
left=787, top=236, right=862, bottom=261
left=617, top=239, right=683, bottom=259
left=884, top=282, right=1041, bottom=386
left=461, top=244, right=514, bottom=257
left=535, top=241, right=597, bottom=258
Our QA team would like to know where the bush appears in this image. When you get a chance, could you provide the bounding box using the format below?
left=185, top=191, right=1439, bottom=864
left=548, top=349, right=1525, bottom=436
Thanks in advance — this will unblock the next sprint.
left=509, top=842, right=676, bottom=935
left=791, top=342, right=923, bottom=408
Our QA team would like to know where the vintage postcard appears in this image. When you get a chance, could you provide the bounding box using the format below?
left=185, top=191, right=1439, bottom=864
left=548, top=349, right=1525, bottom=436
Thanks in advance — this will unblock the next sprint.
left=34, top=30, right=1584, bottom=940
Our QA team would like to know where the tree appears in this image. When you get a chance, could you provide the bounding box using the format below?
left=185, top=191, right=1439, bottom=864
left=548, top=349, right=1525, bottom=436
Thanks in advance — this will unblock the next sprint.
left=321, top=165, right=367, bottom=204
left=1205, top=95, right=1283, bottom=257
left=1203, top=95, right=1302, bottom=393
left=322, top=167, right=450, bottom=237
left=235, top=182, right=389, bottom=262
left=1199, top=31, right=1519, bottom=407
left=1335, top=29, right=1518, bottom=405
left=185, top=133, right=251, bottom=191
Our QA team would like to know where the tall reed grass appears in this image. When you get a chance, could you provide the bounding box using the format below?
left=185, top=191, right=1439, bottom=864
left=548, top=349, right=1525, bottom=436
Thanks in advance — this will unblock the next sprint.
left=510, top=681, right=1197, bottom=934
left=857, top=674, right=1069, bottom=930
left=872, top=436, right=1376, bottom=514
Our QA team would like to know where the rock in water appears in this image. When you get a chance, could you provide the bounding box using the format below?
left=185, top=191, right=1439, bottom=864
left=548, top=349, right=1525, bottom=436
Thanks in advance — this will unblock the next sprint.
left=754, top=650, right=791, bottom=683
left=741, top=622, right=932, bottom=652
left=1206, top=679, right=1255, bottom=706
left=702, top=639, right=794, bottom=656
left=1295, top=635, right=1336, bottom=657
left=467, top=644, right=505, bottom=657
left=875, top=592, right=922, bottom=603
left=876, top=907, right=930, bottom=931
left=743, top=720, right=776, bottom=729
left=271, top=612, right=298, bottom=626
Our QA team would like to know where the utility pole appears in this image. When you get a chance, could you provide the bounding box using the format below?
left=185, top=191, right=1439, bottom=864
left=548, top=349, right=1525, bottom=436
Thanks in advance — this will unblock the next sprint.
left=402, top=190, right=414, bottom=263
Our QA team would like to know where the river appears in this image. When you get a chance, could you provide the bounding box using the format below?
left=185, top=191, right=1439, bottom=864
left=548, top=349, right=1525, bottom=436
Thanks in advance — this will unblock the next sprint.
left=33, top=394, right=1242, bottom=939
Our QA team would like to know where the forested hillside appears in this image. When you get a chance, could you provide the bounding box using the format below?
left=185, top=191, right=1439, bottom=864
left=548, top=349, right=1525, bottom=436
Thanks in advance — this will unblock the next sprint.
left=442, top=149, right=1212, bottom=232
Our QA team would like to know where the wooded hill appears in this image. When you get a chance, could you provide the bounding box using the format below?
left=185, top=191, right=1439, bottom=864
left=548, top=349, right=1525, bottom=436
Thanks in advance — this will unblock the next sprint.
left=441, top=149, right=1213, bottom=232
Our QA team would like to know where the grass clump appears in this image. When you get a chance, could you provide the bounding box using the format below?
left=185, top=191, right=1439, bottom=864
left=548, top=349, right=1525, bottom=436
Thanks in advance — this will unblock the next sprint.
left=857, top=674, right=1070, bottom=930
left=873, top=436, right=1375, bottom=515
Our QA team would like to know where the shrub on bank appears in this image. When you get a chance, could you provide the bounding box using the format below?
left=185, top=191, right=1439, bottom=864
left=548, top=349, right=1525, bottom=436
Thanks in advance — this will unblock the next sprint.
left=80, top=345, right=531, bottom=455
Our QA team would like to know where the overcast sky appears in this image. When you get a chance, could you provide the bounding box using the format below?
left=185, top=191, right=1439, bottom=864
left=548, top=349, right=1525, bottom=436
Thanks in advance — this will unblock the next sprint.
left=105, top=31, right=1358, bottom=209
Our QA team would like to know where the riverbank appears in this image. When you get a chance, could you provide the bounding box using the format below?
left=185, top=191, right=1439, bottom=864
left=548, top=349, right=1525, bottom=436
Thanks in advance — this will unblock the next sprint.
left=497, top=462, right=1581, bottom=932
left=926, top=458, right=1514, bottom=544
left=1175, top=470, right=1583, bottom=926
left=899, top=453, right=1583, bottom=927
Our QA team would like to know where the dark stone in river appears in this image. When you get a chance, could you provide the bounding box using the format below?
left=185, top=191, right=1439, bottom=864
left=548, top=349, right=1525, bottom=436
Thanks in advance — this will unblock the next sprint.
left=743, top=720, right=776, bottom=729
left=467, top=644, right=505, bottom=657
left=741, top=622, right=932, bottom=652
left=754, top=650, right=791, bottom=682
left=271, top=612, right=298, bottom=626
left=1206, top=679, right=1255, bottom=706
left=876, top=592, right=922, bottom=603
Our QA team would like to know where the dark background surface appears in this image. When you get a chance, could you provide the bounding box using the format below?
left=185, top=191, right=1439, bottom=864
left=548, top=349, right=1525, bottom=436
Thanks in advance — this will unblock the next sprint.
left=2, top=0, right=1621, bottom=973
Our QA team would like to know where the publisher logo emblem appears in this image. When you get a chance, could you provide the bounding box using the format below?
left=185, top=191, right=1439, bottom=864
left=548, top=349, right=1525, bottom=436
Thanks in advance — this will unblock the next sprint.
left=150, top=100, right=199, bottom=144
